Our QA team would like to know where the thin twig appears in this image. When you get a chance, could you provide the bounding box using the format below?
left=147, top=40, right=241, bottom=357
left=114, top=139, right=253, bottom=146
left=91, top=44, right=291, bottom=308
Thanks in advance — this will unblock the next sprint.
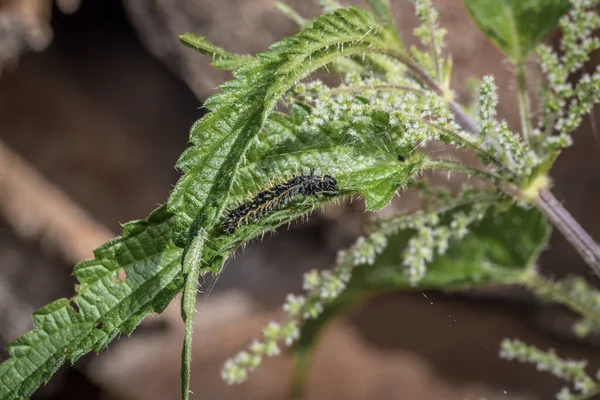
left=536, top=189, right=600, bottom=278
left=424, top=159, right=504, bottom=185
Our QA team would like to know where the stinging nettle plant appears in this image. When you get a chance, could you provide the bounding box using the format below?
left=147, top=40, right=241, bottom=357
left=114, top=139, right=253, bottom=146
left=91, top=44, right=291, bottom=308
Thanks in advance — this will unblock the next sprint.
left=2, top=0, right=600, bottom=398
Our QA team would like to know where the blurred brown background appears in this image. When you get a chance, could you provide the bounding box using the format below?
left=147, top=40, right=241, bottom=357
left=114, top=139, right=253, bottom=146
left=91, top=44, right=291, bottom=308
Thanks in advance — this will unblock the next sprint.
left=0, top=0, right=599, bottom=399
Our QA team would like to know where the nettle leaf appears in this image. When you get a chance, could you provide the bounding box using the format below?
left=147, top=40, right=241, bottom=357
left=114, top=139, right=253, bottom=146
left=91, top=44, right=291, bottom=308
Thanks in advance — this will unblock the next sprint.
left=464, top=0, right=570, bottom=63
left=179, top=33, right=255, bottom=71
left=293, top=203, right=550, bottom=390
left=361, top=206, right=549, bottom=289
left=167, top=6, right=399, bottom=248
left=0, top=206, right=184, bottom=400
left=366, top=0, right=399, bottom=39
left=233, top=104, right=423, bottom=212
left=199, top=103, right=423, bottom=264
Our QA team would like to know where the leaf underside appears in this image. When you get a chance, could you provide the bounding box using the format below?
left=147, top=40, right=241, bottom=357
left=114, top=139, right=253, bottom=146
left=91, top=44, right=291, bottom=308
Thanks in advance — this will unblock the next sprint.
left=464, top=0, right=569, bottom=63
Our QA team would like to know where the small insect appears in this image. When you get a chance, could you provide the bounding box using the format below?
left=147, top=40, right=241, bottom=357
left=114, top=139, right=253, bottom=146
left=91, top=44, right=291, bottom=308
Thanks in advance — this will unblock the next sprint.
left=222, top=172, right=339, bottom=234
left=397, top=154, right=406, bottom=162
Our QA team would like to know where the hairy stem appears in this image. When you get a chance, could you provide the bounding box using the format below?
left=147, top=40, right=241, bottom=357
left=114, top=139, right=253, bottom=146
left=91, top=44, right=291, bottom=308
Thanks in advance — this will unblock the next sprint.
left=448, top=100, right=480, bottom=133
left=426, top=10, right=442, bottom=83
left=362, top=102, right=511, bottom=175
left=180, top=230, right=207, bottom=400
left=297, top=83, right=426, bottom=99
left=386, top=49, right=480, bottom=133
left=516, top=64, right=532, bottom=143
left=275, top=2, right=307, bottom=27
left=536, top=189, right=600, bottom=278
left=424, top=159, right=503, bottom=184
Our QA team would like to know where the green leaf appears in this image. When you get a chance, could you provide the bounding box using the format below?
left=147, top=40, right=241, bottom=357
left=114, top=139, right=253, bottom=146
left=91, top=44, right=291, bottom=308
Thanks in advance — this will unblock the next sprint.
left=275, top=2, right=308, bottom=28
left=0, top=206, right=184, bottom=400
left=366, top=0, right=399, bottom=38
left=293, top=203, right=550, bottom=392
left=179, top=33, right=255, bottom=70
left=233, top=104, right=423, bottom=211
left=464, top=0, right=570, bottom=63
left=196, top=106, right=423, bottom=268
left=167, top=6, right=399, bottom=248
left=361, top=207, right=548, bottom=289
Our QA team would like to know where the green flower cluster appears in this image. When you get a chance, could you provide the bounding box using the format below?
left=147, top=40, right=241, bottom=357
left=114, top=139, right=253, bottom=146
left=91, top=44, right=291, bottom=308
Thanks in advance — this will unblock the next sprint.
left=500, top=339, right=599, bottom=399
left=222, top=231, right=387, bottom=384
left=537, top=0, right=600, bottom=150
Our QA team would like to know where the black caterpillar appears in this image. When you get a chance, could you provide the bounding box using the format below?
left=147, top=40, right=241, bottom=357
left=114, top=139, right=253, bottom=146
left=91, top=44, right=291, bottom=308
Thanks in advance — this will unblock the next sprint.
left=222, top=172, right=339, bottom=234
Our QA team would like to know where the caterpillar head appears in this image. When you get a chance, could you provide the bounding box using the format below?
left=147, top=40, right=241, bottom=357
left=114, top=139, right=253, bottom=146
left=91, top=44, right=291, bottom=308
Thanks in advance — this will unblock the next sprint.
left=317, top=175, right=339, bottom=195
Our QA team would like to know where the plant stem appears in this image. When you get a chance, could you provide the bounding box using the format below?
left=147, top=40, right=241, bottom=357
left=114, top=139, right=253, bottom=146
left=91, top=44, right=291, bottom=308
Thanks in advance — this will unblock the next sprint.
left=426, top=10, right=442, bottom=83
left=424, top=159, right=503, bottom=184
left=297, top=83, right=426, bottom=99
left=180, top=230, right=207, bottom=400
left=274, top=2, right=307, bottom=27
left=536, top=189, right=600, bottom=278
left=385, top=49, right=480, bottom=133
left=360, top=102, right=498, bottom=165
left=448, top=100, right=479, bottom=133
left=516, top=63, right=532, bottom=143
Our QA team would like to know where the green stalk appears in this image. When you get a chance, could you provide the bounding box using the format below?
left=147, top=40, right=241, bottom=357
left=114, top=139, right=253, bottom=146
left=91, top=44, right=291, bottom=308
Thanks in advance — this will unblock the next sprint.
left=427, top=8, right=442, bottom=83
left=524, top=270, right=600, bottom=332
left=274, top=2, right=307, bottom=27
left=424, top=159, right=504, bottom=184
left=516, top=63, right=533, bottom=143
left=536, top=189, right=600, bottom=279
left=180, top=230, right=207, bottom=400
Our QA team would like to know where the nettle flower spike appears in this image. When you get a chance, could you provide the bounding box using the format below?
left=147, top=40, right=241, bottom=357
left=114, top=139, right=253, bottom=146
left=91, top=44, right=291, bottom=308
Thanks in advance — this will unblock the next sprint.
left=537, top=0, right=600, bottom=151
left=500, top=339, right=598, bottom=398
